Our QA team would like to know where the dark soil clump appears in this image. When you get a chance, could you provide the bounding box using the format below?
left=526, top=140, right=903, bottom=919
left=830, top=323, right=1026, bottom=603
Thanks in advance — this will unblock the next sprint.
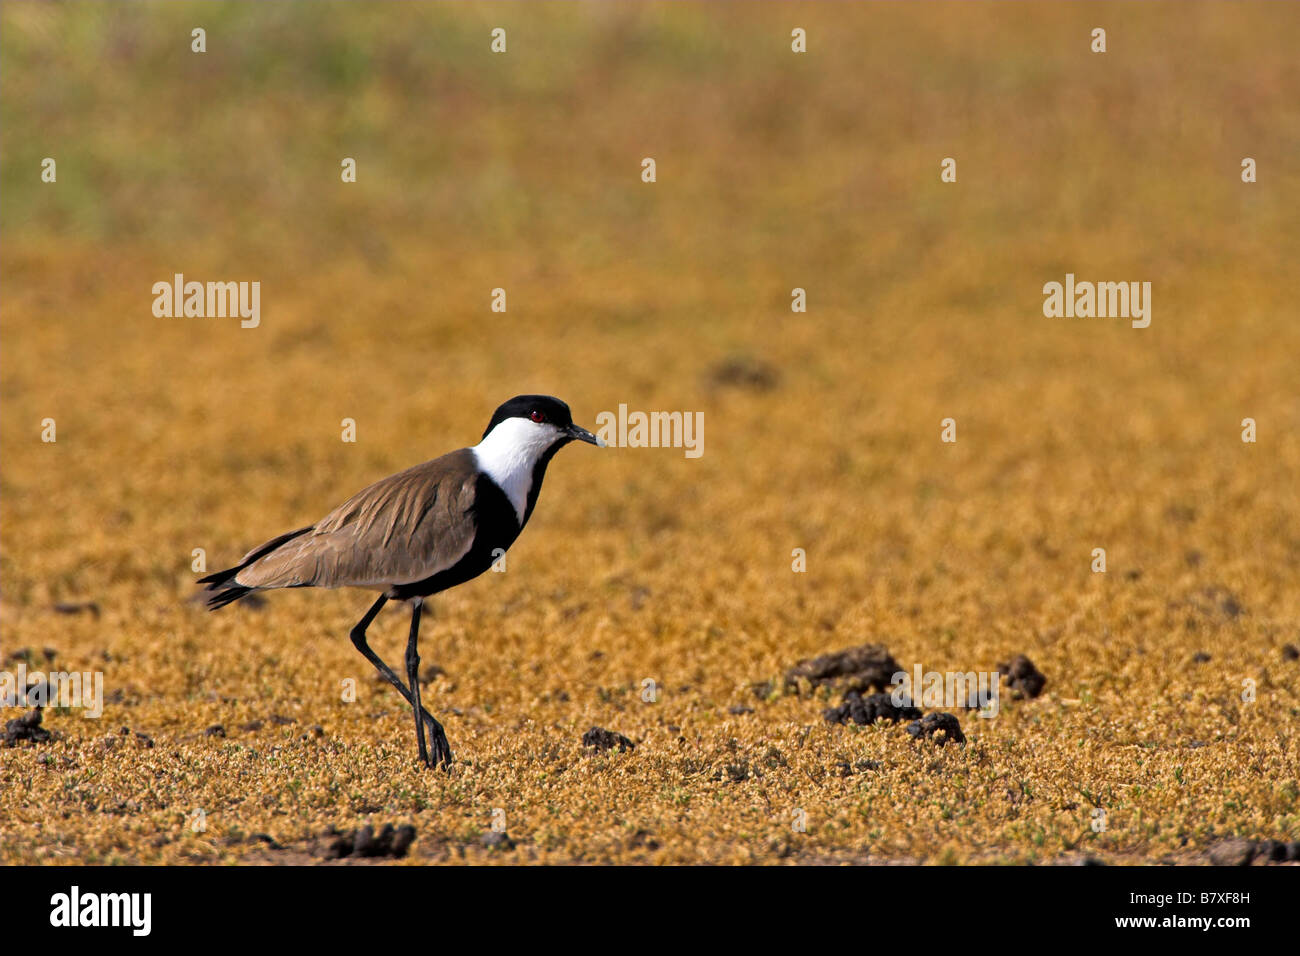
left=582, top=726, right=635, bottom=753
left=824, top=691, right=920, bottom=726
left=905, top=712, right=966, bottom=745
left=785, top=644, right=901, bottom=695
left=998, top=654, right=1047, bottom=699
left=325, top=823, right=416, bottom=860
left=3, top=708, right=54, bottom=747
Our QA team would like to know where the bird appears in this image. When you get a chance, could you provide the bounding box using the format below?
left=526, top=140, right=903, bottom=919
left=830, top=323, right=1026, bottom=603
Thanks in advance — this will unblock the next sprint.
left=198, top=395, right=604, bottom=770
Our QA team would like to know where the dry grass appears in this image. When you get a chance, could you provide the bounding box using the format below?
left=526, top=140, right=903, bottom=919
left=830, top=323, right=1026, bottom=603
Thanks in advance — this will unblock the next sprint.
left=2, top=1, right=1298, bottom=865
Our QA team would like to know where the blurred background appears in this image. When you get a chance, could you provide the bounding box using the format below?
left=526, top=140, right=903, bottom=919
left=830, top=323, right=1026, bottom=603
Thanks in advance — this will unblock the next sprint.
left=2, top=2, right=1298, bottom=864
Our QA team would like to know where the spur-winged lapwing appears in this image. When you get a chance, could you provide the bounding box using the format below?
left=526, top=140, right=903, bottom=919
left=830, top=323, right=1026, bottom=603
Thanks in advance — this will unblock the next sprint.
left=199, top=395, right=604, bottom=769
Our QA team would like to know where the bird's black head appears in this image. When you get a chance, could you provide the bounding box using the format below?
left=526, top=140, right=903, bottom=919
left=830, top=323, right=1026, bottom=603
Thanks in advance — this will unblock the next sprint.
left=481, top=395, right=603, bottom=446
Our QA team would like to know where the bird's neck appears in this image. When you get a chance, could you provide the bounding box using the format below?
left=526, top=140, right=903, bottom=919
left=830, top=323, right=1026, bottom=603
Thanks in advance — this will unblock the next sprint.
left=472, top=420, right=562, bottom=526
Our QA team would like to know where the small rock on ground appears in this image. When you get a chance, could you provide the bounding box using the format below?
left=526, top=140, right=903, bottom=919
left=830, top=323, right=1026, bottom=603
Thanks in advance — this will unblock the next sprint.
left=325, top=824, right=416, bottom=860
left=3, top=708, right=54, bottom=747
left=482, top=831, right=516, bottom=850
left=824, top=691, right=920, bottom=726
left=1208, top=839, right=1258, bottom=866
left=785, top=644, right=901, bottom=695
left=905, top=712, right=966, bottom=745
left=1207, top=838, right=1300, bottom=866
left=998, top=654, right=1047, bottom=699
left=582, top=726, right=635, bottom=753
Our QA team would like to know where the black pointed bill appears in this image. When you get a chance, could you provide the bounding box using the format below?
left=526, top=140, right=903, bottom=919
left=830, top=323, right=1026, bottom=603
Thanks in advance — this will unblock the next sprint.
left=566, top=423, right=605, bottom=446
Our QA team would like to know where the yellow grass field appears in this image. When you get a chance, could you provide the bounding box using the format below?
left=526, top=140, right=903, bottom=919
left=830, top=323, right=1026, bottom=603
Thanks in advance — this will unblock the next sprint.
left=2, top=1, right=1298, bottom=865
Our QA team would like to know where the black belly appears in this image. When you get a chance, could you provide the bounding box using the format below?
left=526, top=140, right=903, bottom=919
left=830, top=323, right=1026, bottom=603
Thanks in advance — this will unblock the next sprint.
left=387, top=474, right=523, bottom=601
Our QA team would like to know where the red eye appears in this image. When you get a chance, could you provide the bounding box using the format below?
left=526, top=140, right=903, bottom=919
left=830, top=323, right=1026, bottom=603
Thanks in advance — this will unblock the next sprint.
left=530, top=410, right=545, bottom=424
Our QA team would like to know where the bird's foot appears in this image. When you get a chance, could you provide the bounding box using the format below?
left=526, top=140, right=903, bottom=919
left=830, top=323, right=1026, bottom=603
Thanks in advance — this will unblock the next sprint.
left=421, top=711, right=453, bottom=770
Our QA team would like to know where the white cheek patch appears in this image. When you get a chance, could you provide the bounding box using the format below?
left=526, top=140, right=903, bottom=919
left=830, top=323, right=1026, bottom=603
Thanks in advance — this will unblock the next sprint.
left=472, top=418, right=562, bottom=524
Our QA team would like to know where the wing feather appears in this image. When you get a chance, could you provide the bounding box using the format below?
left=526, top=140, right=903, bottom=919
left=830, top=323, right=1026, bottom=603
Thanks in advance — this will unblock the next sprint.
left=234, top=449, right=479, bottom=590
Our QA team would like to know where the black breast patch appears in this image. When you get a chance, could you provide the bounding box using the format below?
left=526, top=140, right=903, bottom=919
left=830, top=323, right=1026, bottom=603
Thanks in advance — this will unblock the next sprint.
left=388, top=475, right=522, bottom=601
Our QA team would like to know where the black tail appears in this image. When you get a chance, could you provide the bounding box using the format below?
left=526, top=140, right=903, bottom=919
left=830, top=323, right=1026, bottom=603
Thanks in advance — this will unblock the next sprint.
left=201, top=579, right=256, bottom=610
left=198, top=526, right=312, bottom=611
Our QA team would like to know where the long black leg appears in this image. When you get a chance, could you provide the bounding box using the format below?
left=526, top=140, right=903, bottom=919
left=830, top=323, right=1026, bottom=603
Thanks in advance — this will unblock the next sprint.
left=408, top=601, right=452, bottom=768
left=406, top=599, right=429, bottom=766
left=348, top=594, right=453, bottom=769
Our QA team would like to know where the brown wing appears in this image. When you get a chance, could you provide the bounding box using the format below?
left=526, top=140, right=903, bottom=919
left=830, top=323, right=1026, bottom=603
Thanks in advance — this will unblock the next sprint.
left=234, top=449, right=480, bottom=590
